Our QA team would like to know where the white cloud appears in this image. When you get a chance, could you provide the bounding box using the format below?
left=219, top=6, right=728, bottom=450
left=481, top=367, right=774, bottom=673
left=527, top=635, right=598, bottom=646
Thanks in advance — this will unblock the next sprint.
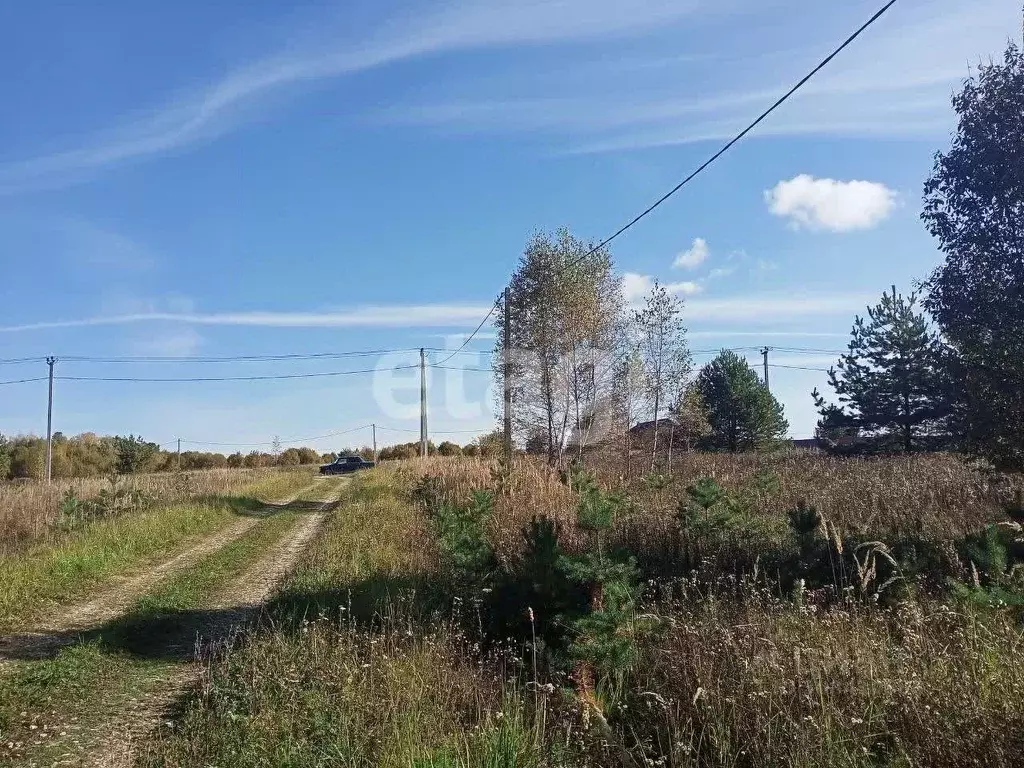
left=0, top=303, right=495, bottom=333
left=668, top=281, right=702, bottom=296
left=673, top=238, right=709, bottom=269
left=622, top=272, right=702, bottom=304
left=764, top=174, right=897, bottom=232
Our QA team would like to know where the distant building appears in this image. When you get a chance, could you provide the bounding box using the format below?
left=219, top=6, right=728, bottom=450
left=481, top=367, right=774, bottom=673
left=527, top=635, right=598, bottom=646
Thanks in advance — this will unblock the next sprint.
left=628, top=418, right=678, bottom=437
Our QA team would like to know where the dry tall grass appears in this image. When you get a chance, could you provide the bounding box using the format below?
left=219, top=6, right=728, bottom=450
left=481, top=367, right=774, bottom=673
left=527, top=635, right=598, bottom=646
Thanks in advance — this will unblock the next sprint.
left=0, top=467, right=306, bottom=555
left=623, top=588, right=1024, bottom=767
left=407, top=452, right=1023, bottom=565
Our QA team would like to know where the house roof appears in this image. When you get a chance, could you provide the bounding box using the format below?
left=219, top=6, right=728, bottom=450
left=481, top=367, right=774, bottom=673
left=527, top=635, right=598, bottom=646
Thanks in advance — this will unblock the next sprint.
left=628, top=418, right=678, bottom=434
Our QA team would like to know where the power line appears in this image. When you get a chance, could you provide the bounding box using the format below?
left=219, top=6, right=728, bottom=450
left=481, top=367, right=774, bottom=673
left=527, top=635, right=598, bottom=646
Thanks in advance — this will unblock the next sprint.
left=53, top=365, right=421, bottom=383
left=563, top=0, right=899, bottom=270
left=0, top=346, right=491, bottom=367
left=430, top=363, right=493, bottom=372
left=375, top=424, right=487, bottom=435
left=0, top=376, right=48, bottom=385
left=181, top=424, right=372, bottom=448
left=0, top=357, right=49, bottom=366
left=0, top=349, right=841, bottom=385
left=771, top=346, right=847, bottom=355
left=57, top=348, right=421, bottom=364
left=433, top=300, right=501, bottom=366
left=769, top=363, right=831, bottom=372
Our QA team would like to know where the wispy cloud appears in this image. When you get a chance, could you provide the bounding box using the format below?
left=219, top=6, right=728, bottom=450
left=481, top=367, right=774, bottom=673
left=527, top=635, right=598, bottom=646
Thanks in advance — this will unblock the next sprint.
left=55, top=218, right=158, bottom=270
left=0, top=303, right=495, bottom=333
left=0, top=0, right=728, bottom=192
left=4, top=0, right=1016, bottom=194
left=688, top=330, right=849, bottom=339
left=380, top=0, right=1019, bottom=153
left=133, top=327, right=204, bottom=357
left=685, top=292, right=872, bottom=322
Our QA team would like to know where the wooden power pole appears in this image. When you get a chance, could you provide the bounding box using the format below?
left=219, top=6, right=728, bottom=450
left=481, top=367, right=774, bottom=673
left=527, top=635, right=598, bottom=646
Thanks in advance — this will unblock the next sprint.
left=502, top=287, right=512, bottom=461
left=419, top=348, right=428, bottom=458
left=45, top=356, right=56, bottom=483
left=761, top=347, right=771, bottom=392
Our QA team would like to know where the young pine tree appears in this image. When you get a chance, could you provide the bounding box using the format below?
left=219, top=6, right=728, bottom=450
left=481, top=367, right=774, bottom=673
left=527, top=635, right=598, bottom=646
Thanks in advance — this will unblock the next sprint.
left=694, top=350, right=788, bottom=453
left=813, top=287, right=952, bottom=453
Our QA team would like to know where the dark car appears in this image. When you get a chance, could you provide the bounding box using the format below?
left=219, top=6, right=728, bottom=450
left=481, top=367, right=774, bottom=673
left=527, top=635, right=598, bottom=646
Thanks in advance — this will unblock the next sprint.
left=319, top=455, right=376, bottom=475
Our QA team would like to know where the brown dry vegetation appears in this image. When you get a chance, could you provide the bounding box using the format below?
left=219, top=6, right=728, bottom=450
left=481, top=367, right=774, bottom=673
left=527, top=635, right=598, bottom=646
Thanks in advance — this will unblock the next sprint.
left=404, top=451, right=1022, bottom=560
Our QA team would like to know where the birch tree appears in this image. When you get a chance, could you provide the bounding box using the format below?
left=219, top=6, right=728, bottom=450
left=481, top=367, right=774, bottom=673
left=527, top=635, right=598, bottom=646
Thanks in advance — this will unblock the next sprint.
left=633, top=281, right=691, bottom=467
left=494, top=229, right=623, bottom=466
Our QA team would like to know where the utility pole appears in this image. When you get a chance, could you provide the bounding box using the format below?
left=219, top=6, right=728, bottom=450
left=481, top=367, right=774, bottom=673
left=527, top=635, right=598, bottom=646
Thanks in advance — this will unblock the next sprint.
left=761, top=347, right=771, bottom=392
left=372, top=423, right=378, bottom=464
left=177, top=438, right=182, bottom=471
left=502, top=286, right=512, bottom=462
left=419, top=348, right=428, bottom=458
left=45, top=357, right=56, bottom=483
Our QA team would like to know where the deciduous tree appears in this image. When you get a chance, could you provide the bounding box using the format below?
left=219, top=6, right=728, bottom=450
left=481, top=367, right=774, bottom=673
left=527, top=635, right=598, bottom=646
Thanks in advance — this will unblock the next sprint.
left=496, top=229, right=623, bottom=465
left=922, top=40, right=1024, bottom=468
left=634, top=281, right=691, bottom=467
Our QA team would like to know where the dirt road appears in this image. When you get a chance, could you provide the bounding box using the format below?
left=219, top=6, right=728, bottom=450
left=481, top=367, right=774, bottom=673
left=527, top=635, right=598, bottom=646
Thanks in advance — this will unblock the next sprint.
left=75, top=478, right=347, bottom=767
left=0, top=478, right=326, bottom=664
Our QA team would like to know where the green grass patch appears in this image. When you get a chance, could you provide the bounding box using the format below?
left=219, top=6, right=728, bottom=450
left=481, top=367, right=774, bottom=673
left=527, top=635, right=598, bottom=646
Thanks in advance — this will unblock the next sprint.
left=0, top=642, right=171, bottom=764
left=141, top=625, right=552, bottom=768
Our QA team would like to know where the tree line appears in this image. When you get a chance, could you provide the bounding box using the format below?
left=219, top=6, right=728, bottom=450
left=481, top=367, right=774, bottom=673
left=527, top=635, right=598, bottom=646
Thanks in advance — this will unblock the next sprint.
left=0, top=431, right=509, bottom=481
left=0, top=432, right=332, bottom=481
left=496, top=39, right=1024, bottom=471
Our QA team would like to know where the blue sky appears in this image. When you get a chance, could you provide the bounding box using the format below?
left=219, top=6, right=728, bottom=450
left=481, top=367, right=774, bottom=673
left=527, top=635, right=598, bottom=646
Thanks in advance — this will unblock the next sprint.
left=0, top=0, right=1019, bottom=450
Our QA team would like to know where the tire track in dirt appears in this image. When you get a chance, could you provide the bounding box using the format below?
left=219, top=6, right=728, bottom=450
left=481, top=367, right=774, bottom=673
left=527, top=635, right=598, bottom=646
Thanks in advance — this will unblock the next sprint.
left=0, top=478, right=327, bottom=665
left=75, top=478, right=348, bottom=767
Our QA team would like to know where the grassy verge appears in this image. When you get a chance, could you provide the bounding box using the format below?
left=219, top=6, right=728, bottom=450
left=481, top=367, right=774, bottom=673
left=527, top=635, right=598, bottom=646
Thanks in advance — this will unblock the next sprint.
left=0, top=471, right=315, bottom=632
left=0, top=499, right=318, bottom=765
left=142, top=469, right=569, bottom=768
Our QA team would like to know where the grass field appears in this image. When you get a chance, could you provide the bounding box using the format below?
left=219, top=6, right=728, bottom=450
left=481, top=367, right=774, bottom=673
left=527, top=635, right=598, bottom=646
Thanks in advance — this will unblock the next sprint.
left=0, top=469, right=316, bottom=632
left=140, top=453, right=1024, bottom=767
left=1, top=454, right=1020, bottom=766
left=0, top=465, right=310, bottom=555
